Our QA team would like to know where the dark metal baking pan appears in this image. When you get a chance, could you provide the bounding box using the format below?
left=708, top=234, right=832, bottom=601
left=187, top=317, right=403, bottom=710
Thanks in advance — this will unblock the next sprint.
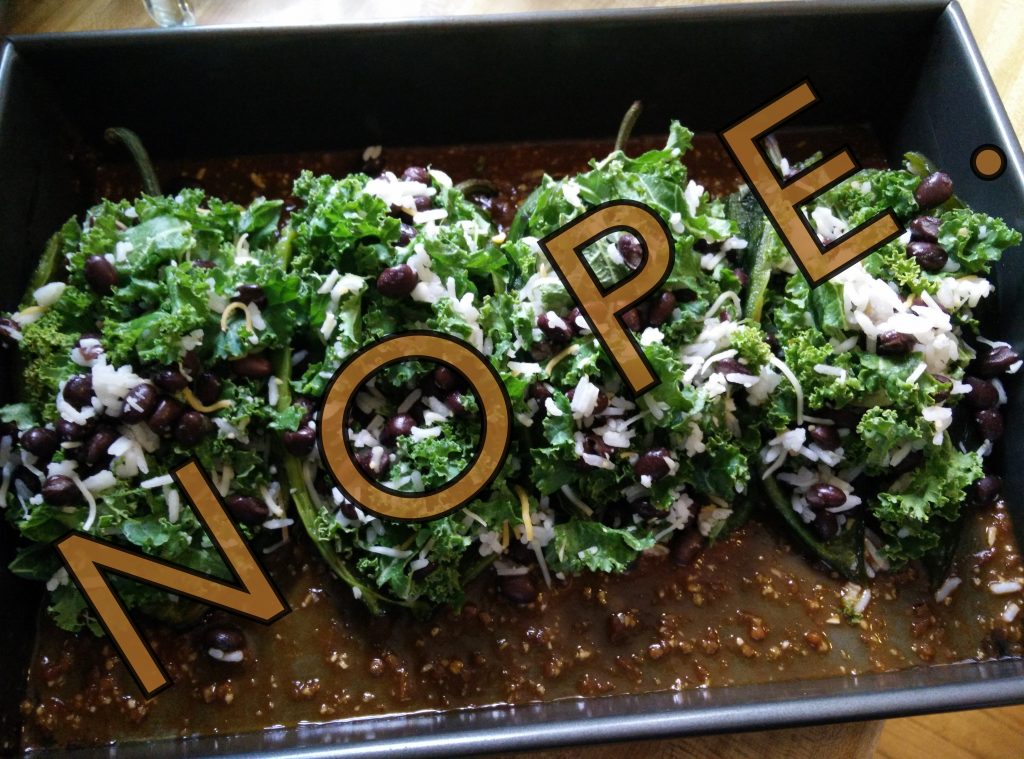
left=2, top=0, right=1023, bottom=754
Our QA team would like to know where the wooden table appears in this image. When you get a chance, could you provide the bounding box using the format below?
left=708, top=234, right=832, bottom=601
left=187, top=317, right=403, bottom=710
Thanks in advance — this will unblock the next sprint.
left=2, top=2, right=1023, bottom=757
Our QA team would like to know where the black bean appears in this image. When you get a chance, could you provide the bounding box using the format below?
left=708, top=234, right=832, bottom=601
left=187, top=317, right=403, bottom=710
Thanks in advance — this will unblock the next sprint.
left=398, top=222, right=416, bottom=246
left=965, top=376, right=999, bottom=410
left=192, top=258, right=217, bottom=270
left=807, top=424, right=841, bottom=451
left=975, top=408, right=1004, bottom=442
left=193, top=372, right=222, bottom=406
left=584, top=434, right=614, bottom=459
left=154, top=367, right=188, bottom=393
left=57, top=418, right=92, bottom=442
left=633, top=448, right=674, bottom=481
left=148, top=397, right=185, bottom=434
left=21, top=427, right=61, bottom=459
left=294, top=395, right=317, bottom=425
left=631, top=499, right=662, bottom=521
left=83, top=427, right=118, bottom=467
left=528, top=382, right=552, bottom=401
left=63, top=374, right=94, bottom=409
left=490, top=197, right=515, bottom=228
left=401, top=166, right=430, bottom=184
left=566, top=387, right=609, bottom=416
left=282, top=426, right=316, bottom=457
left=84, top=255, right=118, bottom=295
left=355, top=449, right=392, bottom=479
left=906, top=240, right=948, bottom=272
left=877, top=330, right=917, bottom=356
left=914, top=171, right=954, bottom=209
left=381, top=414, right=416, bottom=445
left=181, top=350, right=202, bottom=377
left=175, top=410, right=213, bottom=446
left=669, top=529, right=704, bottom=567
left=376, top=264, right=418, bottom=298
left=444, top=392, right=467, bottom=416
left=121, top=384, right=158, bottom=423
left=647, top=292, right=677, bottom=327
left=0, top=421, right=17, bottom=441
left=204, top=624, right=246, bottom=654
left=536, top=312, right=573, bottom=343
left=231, top=354, right=273, bottom=379
left=973, top=345, right=1021, bottom=378
left=499, top=573, right=537, bottom=604
left=42, top=475, right=79, bottom=506
left=622, top=307, right=644, bottom=332
left=909, top=215, right=941, bottom=243
left=413, top=195, right=432, bottom=212
left=338, top=499, right=358, bottom=520
left=971, top=476, right=1002, bottom=507
left=577, top=434, right=614, bottom=470
left=566, top=306, right=585, bottom=336
left=616, top=233, right=643, bottom=269
left=0, top=316, right=20, bottom=349
left=225, top=495, right=269, bottom=525
left=76, top=333, right=104, bottom=362
left=810, top=510, right=840, bottom=541
left=716, top=357, right=754, bottom=376
left=433, top=365, right=460, bottom=392
left=236, top=284, right=267, bottom=308
left=805, top=482, right=847, bottom=510
left=733, top=267, right=750, bottom=290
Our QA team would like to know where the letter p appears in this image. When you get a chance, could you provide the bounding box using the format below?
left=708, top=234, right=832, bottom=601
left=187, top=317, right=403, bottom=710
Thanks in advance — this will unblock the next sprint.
left=538, top=200, right=674, bottom=395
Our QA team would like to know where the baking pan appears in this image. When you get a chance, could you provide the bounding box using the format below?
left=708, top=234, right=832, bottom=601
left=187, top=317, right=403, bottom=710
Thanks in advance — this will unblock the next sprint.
left=2, top=0, right=1023, bottom=754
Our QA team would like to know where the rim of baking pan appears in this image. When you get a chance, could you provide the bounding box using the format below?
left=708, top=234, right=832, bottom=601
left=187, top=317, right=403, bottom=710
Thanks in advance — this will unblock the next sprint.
left=5, top=1, right=1024, bottom=755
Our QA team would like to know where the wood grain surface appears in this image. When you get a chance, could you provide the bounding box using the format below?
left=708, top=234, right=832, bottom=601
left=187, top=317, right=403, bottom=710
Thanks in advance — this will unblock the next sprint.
left=2, top=1, right=1024, bottom=758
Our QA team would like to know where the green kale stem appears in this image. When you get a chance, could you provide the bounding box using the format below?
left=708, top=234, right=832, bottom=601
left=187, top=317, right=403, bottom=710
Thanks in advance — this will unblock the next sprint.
left=22, top=229, right=66, bottom=308
left=614, top=100, right=643, bottom=154
left=744, top=221, right=774, bottom=324
left=760, top=470, right=864, bottom=581
left=105, top=127, right=161, bottom=196
left=725, top=190, right=772, bottom=323
left=454, top=178, right=499, bottom=197
left=270, top=230, right=424, bottom=616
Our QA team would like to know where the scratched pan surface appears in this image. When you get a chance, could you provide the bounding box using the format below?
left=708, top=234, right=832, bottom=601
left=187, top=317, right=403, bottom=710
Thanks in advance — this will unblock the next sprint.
left=2, top=0, right=1024, bottom=755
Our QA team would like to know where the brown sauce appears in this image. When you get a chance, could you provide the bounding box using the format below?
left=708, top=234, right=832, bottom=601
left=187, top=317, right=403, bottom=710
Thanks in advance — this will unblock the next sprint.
left=19, top=128, right=1024, bottom=748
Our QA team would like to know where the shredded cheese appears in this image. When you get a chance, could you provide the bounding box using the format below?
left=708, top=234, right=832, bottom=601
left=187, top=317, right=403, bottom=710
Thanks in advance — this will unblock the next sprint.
left=514, top=485, right=534, bottom=543
left=544, top=343, right=580, bottom=376
left=182, top=387, right=234, bottom=413
left=219, top=301, right=254, bottom=333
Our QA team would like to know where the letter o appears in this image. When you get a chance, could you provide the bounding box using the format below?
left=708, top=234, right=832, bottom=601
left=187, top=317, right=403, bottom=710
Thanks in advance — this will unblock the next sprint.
left=318, top=332, right=512, bottom=521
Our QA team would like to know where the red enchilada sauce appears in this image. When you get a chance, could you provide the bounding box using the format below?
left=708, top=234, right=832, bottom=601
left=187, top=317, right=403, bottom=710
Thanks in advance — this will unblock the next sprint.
left=19, top=130, right=1024, bottom=747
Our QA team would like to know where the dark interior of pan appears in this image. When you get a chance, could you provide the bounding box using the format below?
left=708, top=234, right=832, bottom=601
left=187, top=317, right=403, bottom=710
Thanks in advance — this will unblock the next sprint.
left=2, top=1, right=1023, bottom=755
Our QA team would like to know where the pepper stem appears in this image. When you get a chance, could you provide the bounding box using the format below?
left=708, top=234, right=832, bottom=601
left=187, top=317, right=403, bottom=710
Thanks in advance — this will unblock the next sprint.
left=105, top=127, right=161, bottom=196
left=614, top=100, right=643, bottom=155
